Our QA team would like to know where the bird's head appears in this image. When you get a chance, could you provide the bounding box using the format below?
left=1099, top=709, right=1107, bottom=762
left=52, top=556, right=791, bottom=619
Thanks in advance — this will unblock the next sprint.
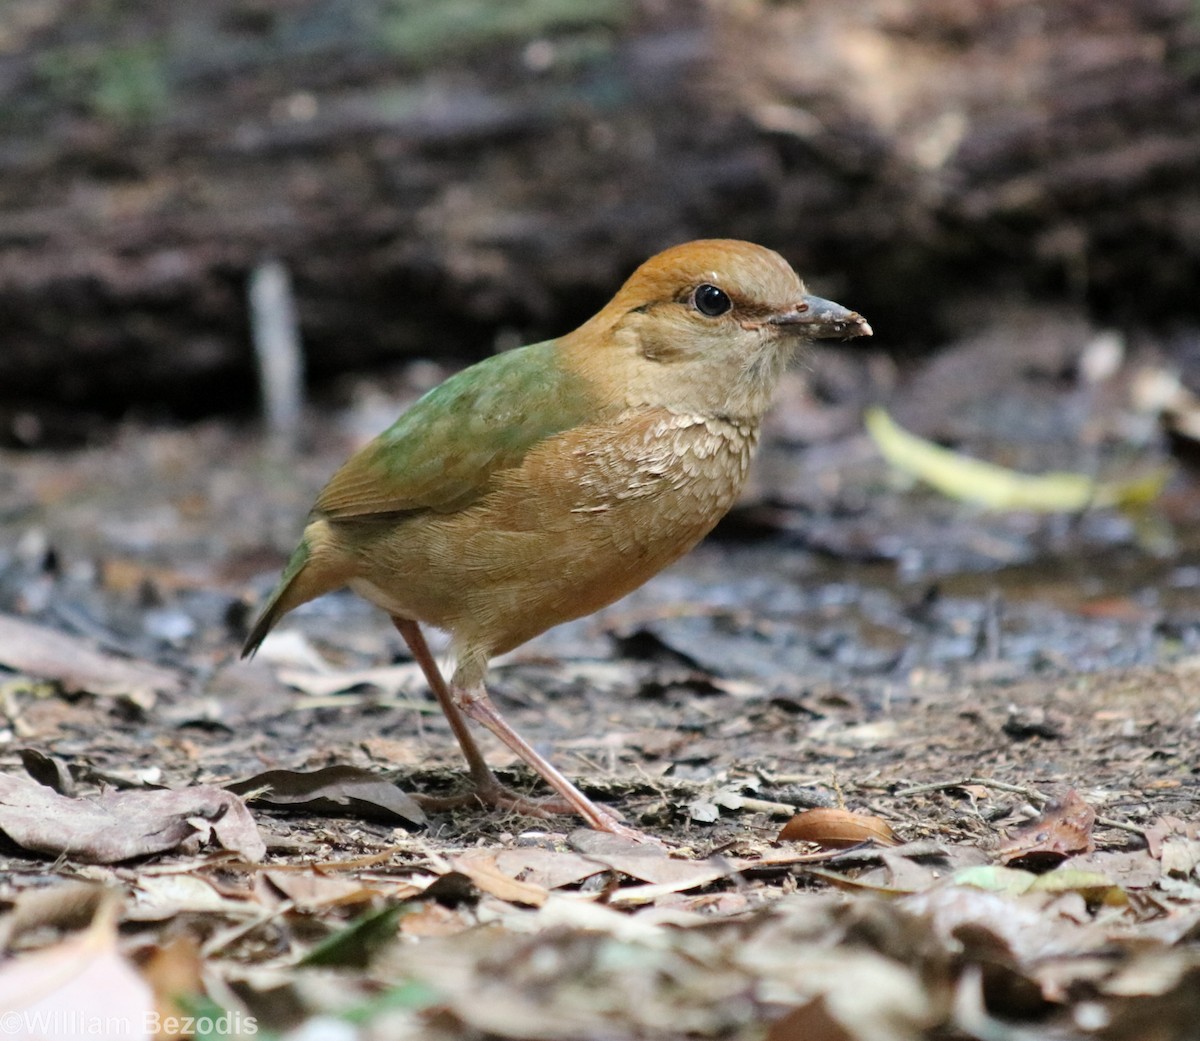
left=568, top=239, right=871, bottom=421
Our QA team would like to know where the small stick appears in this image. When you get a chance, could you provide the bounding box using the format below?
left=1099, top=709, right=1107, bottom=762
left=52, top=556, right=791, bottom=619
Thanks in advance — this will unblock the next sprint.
left=893, top=776, right=1147, bottom=840
left=249, top=258, right=304, bottom=453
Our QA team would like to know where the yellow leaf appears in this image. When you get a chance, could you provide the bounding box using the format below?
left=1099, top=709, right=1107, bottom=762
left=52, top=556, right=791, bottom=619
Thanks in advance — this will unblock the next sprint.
left=864, top=407, right=1167, bottom=512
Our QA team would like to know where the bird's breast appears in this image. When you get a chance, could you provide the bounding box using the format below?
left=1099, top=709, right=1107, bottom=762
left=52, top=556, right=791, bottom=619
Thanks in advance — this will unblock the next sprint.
left=569, top=410, right=758, bottom=514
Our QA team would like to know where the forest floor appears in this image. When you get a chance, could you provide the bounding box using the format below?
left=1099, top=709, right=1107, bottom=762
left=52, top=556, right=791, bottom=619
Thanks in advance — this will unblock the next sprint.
left=1, top=329, right=1199, bottom=1040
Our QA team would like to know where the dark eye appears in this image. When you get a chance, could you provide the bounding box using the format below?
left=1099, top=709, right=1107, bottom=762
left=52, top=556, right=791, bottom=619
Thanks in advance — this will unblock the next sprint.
left=692, top=283, right=732, bottom=318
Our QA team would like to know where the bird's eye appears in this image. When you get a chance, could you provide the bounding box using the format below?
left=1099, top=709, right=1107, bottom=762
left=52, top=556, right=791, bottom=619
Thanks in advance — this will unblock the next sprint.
left=692, top=283, right=732, bottom=318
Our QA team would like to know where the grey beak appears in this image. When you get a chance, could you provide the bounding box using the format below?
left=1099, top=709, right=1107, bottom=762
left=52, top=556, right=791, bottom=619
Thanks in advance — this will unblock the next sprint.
left=769, top=295, right=873, bottom=340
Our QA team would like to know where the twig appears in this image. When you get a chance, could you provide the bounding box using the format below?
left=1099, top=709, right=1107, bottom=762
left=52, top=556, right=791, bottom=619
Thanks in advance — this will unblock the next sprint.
left=1095, top=816, right=1148, bottom=840
left=894, top=777, right=1051, bottom=802
left=893, top=776, right=1147, bottom=841
left=201, top=900, right=295, bottom=958
left=249, top=258, right=304, bottom=453
left=728, top=795, right=798, bottom=817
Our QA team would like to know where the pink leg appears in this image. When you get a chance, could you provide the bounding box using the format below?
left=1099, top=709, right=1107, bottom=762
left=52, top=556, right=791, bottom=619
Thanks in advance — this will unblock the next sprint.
left=393, top=617, right=498, bottom=792
left=454, top=681, right=646, bottom=839
left=394, top=617, right=647, bottom=839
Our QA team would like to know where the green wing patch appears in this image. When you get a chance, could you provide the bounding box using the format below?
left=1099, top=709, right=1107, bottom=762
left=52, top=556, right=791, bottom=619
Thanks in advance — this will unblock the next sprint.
left=315, top=341, right=599, bottom=519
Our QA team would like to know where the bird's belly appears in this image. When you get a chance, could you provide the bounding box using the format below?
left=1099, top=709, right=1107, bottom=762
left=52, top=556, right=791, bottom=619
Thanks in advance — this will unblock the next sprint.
left=348, top=411, right=758, bottom=658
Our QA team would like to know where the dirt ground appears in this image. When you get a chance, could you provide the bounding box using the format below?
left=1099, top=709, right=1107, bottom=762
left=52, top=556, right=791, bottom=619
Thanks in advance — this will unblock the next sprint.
left=1, top=337, right=1200, bottom=1040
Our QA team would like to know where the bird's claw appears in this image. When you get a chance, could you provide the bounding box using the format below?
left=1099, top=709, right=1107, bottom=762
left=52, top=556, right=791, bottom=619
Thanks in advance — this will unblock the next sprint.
left=412, top=779, right=665, bottom=843
left=411, top=781, right=586, bottom=820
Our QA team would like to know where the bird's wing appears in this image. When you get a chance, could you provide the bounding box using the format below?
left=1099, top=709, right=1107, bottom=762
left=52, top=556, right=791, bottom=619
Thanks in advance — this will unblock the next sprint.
left=315, top=340, right=602, bottom=519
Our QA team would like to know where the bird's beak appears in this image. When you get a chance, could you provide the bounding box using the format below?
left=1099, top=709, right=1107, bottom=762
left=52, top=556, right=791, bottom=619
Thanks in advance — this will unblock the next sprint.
left=768, top=295, right=873, bottom=340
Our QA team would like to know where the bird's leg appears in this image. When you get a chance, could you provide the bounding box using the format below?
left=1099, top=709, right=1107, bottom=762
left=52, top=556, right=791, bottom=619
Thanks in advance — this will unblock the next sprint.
left=392, top=617, right=645, bottom=839
left=392, top=617, right=499, bottom=792
left=453, top=682, right=646, bottom=840
left=393, top=618, right=577, bottom=818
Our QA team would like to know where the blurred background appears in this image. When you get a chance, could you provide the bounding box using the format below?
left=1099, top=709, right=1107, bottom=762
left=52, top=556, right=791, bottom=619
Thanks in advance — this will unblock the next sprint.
left=2, top=0, right=1198, bottom=437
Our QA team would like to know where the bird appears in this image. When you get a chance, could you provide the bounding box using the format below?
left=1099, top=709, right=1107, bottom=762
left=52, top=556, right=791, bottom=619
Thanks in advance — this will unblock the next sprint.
left=242, top=239, right=871, bottom=839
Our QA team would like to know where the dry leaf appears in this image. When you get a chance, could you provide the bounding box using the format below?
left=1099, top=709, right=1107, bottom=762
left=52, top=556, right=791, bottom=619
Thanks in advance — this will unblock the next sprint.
left=0, top=898, right=154, bottom=1041
left=128, top=874, right=252, bottom=921
left=766, top=996, right=855, bottom=1041
left=226, top=765, right=425, bottom=827
left=779, top=807, right=899, bottom=848
left=998, top=789, right=1096, bottom=867
left=17, top=748, right=75, bottom=795
left=572, top=844, right=731, bottom=889
left=902, top=885, right=1091, bottom=962
left=878, top=851, right=939, bottom=893
left=1061, top=848, right=1164, bottom=891
left=0, top=613, right=184, bottom=698
left=1027, top=868, right=1126, bottom=905
left=605, top=865, right=737, bottom=907
left=953, top=865, right=1038, bottom=896
left=1145, top=817, right=1200, bottom=879
left=263, top=870, right=386, bottom=910
left=488, top=848, right=609, bottom=890
left=276, top=663, right=425, bottom=697
left=450, top=852, right=550, bottom=907
left=0, top=881, right=108, bottom=949
left=399, top=902, right=476, bottom=939
left=140, top=935, right=205, bottom=1037
left=0, top=773, right=265, bottom=863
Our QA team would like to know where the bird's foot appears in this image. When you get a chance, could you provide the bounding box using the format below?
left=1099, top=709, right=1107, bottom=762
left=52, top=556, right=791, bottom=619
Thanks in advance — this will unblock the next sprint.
left=411, top=780, right=574, bottom=819
left=413, top=776, right=659, bottom=843
left=473, top=780, right=662, bottom=845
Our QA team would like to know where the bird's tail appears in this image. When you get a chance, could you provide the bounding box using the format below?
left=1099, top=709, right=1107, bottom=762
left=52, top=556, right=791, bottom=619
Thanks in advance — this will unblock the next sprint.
left=241, top=521, right=352, bottom=658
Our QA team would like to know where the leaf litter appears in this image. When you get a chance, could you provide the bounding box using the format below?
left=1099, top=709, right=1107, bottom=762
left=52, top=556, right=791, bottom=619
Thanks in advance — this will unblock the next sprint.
left=0, top=342, right=1199, bottom=1038
left=0, top=772, right=265, bottom=864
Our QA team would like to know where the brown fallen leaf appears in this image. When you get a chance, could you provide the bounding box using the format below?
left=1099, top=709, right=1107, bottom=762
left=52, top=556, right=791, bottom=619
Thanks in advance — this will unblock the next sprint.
left=800, top=866, right=920, bottom=897
left=248, top=849, right=400, bottom=874
left=488, top=848, right=609, bottom=890
left=16, top=747, right=75, bottom=795
left=902, top=885, right=1092, bottom=963
left=276, top=663, right=425, bottom=697
left=399, top=901, right=476, bottom=939
left=0, top=881, right=108, bottom=949
left=451, top=852, right=551, bottom=907
left=140, top=935, right=205, bottom=1037
left=1144, top=817, right=1200, bottom=879
left=879, top=851, right=940, bottom=893
left=261, top=870, right=385, bottom=910
left=0, top=613, right=184, bottom=698
left=605, top=866, right=739, bottom=907
left=0, top=773, right=265, bottom=863
left=728, top=847, right=851, bottom=873
left=99, top=557, right=217, bottom=597
left=1061, top=848, right=1163, bottom=891
left=127, top=873, right=255, bottom=921
left=766, top=995, right=854, bottom=1041
left=1026, top=867, right=1127, bottom=906
left=998, top=789, right=1096, bottom=868
left=226, top=765, right=426, bottom=828
left=567, top=829, right=741, bottom=896
left=577, top=849, right=733, bottom=889
left=0, top=895, right=154, bottom=1040
left=669, top=891, right=751, bottom=915
left=779, top=807, right=899, bottom=848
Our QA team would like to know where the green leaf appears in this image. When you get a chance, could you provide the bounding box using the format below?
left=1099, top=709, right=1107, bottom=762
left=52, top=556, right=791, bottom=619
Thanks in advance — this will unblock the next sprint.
left=299, top=903, right=410, bottom=968
left=952, top=865, right=1038, bottom=895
